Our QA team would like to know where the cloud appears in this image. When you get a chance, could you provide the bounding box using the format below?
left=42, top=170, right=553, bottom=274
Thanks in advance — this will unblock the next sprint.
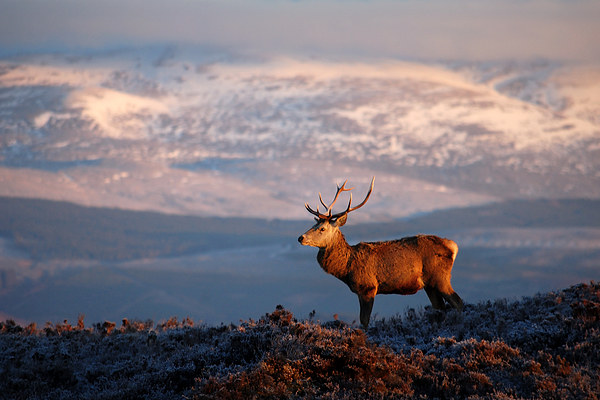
left=1, top=0, right=599, bottom=61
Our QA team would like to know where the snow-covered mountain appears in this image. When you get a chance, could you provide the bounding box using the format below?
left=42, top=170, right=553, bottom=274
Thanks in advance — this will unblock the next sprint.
left=1, top=46, right=598, bottom=220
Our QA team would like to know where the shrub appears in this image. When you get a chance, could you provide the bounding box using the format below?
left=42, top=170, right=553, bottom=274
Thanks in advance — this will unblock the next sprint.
left=0, top=283, right=598, bottom=399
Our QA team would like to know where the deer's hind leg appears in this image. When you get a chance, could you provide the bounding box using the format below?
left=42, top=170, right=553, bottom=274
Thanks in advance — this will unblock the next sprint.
left=441, top=291, right=464, bottom=311
left=425, top=286, right=445, bottom=310
left=426, top=260, right=464, bottom=311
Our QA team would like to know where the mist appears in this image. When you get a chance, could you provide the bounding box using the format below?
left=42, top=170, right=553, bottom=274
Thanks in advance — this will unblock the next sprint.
left=1, top=0, right=599, bottom=61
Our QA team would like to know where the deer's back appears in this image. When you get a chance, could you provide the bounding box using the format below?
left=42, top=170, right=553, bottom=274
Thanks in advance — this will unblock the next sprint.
left=354, top=234, right=453, bottom=259
left=350, top=235, right=457, bottom=289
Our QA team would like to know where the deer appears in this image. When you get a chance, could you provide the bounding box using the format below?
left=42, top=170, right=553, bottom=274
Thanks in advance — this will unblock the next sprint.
left=297, top=177, right=464, bottom=328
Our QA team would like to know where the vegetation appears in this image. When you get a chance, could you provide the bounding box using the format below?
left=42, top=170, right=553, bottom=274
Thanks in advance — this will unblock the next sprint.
left=0, top=282, right=598, bottom=399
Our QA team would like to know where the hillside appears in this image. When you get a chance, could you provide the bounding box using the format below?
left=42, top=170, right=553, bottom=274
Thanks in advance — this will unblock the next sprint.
left=1, top=49, right=599, bottom=220
left=1, top=282, right=598, bottom=399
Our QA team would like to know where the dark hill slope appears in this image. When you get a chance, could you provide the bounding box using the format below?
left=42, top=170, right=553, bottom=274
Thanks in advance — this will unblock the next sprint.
left=0, top=196, right=304, bottom=261
left=1, top=282, right=598, bottom=399
left=346, top=197, right=600, bottom=239
left=1, top=196, right=598, bottom=261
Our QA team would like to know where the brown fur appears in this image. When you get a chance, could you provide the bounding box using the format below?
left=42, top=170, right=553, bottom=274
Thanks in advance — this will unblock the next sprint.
left=299, top=221, right=463, bottom=328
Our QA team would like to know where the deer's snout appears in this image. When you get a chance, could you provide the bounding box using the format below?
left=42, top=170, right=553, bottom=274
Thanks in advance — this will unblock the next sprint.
left=298, top=235, right=305, bottom=244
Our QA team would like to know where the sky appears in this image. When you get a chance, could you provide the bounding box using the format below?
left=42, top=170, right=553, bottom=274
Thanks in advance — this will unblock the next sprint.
left=1, top=0, right=599, bottom=61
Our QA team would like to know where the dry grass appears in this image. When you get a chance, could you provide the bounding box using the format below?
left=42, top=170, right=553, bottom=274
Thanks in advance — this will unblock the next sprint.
left=1, top=282, right=598, bottom=399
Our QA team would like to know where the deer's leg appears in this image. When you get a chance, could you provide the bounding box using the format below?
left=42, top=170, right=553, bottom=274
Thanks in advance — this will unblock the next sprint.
left=441, top=291, right=464, bottom=311
left=430, top=268, right=464, bottom=312
left=358, top=294, right=375, bottom=328
left=424, top=287, right=445, bottom=310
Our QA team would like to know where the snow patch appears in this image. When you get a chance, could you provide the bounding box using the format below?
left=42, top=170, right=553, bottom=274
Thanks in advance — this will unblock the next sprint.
left=65, top=87, right=170, bottom=139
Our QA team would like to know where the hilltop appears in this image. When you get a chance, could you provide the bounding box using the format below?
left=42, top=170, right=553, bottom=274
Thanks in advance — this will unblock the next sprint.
left=1, top=282, right=598, bottom=399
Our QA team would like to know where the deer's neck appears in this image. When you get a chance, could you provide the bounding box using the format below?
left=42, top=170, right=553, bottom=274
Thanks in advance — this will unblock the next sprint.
left=317, top=231, right=352, bottom=280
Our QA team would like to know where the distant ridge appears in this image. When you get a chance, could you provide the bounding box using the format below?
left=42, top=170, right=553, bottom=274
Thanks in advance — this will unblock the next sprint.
left=347, top=197, right=600, bottom=239
left=0, top=196, right=303, bottom=261
left=1, top=196, right=598, bottom=261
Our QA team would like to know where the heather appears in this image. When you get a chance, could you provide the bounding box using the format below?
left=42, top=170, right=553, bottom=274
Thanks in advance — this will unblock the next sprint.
left=1, top=282, right=598, bottom=399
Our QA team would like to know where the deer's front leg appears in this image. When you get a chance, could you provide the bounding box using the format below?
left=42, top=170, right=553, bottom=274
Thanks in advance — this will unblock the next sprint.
left=358, top=289, right=376, bottom=328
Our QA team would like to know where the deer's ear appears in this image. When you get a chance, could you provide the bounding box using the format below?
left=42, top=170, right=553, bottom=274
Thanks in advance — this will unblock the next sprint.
left=333, top=214, right=348, bottom=227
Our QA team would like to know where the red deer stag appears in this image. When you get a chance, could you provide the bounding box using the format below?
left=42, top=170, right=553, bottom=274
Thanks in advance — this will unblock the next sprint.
left=298, top=177, right=464, bottom=328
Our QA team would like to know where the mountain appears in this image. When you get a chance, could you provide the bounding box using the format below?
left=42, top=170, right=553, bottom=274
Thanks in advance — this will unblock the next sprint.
left=1, top=46, right=599, bottom=220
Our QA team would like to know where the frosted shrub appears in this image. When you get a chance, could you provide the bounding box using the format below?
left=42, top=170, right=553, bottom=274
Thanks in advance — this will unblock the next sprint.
left=0, top=283, right=598, bottom=399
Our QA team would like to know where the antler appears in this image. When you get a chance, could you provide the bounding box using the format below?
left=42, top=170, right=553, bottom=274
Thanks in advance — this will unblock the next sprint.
left=304, top=201, right=329, bottom=220
left=306, top=180, right=352, bottom=219
left=305, top=177, right=375, bottom=220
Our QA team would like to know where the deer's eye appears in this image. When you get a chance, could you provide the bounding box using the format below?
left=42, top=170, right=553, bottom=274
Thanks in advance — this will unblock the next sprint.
left=319, top=227, right=326, bottom=232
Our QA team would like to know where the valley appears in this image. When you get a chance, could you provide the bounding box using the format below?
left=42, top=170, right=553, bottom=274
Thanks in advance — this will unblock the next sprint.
left=0, top=197, right=597, bottom=325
